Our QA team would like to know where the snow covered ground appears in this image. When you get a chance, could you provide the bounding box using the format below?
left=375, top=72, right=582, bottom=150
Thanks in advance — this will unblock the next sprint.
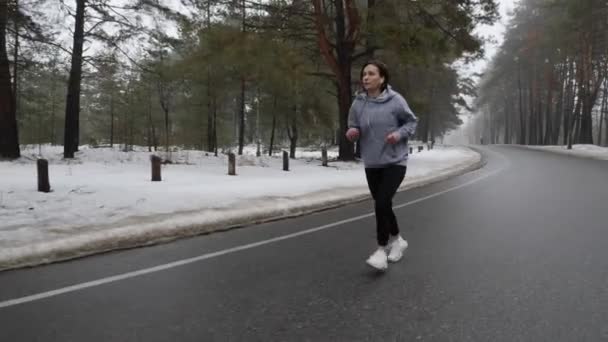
left=522, top=144, right=608, bottom=161
left=3, top=143, right=604, bottom=270
left=1, top=144, right=480, bottom=269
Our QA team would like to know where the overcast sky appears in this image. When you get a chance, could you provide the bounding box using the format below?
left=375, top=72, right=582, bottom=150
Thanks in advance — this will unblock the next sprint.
left=458, top=0, right=518, bottom=77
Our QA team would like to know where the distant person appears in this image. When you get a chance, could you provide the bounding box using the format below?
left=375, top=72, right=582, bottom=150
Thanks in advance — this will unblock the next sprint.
left=345, top=60, right=418, bottom=271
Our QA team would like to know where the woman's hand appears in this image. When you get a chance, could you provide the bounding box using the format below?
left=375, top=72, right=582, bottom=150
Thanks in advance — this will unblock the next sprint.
left=385, top=131, right=400, bottom=144
left=345, top=128, right=360, bottom=142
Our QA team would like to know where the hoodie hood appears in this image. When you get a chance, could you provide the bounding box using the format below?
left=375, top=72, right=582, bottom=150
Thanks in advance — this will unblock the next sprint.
left=356, top=85, right=398, bottom=104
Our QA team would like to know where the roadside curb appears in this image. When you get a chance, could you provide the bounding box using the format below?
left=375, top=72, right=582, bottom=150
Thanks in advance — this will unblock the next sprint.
left=0, top=148, right=483, bottom=271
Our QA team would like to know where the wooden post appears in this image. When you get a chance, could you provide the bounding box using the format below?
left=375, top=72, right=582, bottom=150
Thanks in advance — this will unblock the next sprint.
left=37, top=159, right=51, bottom=193
left=151, top=155, right=162, bottom=181
left=228, top=152, right=236, bottom=175
left=283, top=151, right=289, bottom=171
left=321, top=147, right=328, bottom=167
left=409, top=147, right=413, bottom=154
left=256, top=141, right=261, bottom=157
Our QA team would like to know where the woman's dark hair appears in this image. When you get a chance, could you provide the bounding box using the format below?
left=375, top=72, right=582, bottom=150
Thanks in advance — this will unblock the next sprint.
left=360, top=60, right=390, bottom=91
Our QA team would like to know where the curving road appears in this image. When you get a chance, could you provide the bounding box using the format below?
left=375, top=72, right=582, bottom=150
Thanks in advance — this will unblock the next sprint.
left=1, top=146, right=607, bottom=341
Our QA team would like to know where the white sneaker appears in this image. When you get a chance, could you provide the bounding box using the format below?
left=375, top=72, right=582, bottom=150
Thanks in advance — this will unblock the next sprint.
left=366, top=247, right=388, bottom=270
left=387, top=236, right=408, bottom=262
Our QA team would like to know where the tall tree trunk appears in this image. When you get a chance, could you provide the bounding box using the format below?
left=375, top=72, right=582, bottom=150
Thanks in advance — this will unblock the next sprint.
left=544, top=72, right=554, bottom=146
left=12, top=0, right=18, bottom=113
left=255, top=87, right=261, bottom=155
left=504, top=95, right=511, bottom=144
left=36, top=104, right=42, bottom=149
left=205, top=1, right=214, bottom=153
left=312, top=0, right=359, bottom=161
left=147, top=84, right=157, bottom=152
left=598, top=84, right=606, bottom=145
left=213, top=95, right=218, bottom=156
left=563, top=60, right=575, bottom=145
left=128, top=94, right=134, bottom=150
left=49, top=60, right=60, bottom=145
left=63, top=0, right=85, bottom=158
left=0, top=0, right=19, bottom=159
left=573, top=101, right=582, bottom=145
left=237, top=76, right=246, bottom=155
left=552, top=63, right=566, bottom=144
left=124, top=94, right=130, bottom=150
left=536, top=69, right=544, bottom=145
left=578, top=33, right=596, bottom=145
left=147, top=123, right=152, bottom=152
left=287, top=84, right=298, bottom=159
left=269, top=95, right=277, bottom=157
left=604, top=84, right=608, bottom=146
left=50, top=79, right=57, bottom=145
left=528, top=75, right=536, bottom=145
left=122, top=100, right=128, bottom=151
left=573, top=68, right=585, bottom=145
left=335, top=0, right=354, bottom=161
left=110, top=92, right=114, bottom=147
left=163, top=107, right=170, bottom=154
left=236, top=0, right=247, bottom=155
left=568, top=88, right=582, bottom=149
left=288, top=116, right=298, bottom=159
left=426, top=81, right=436, bottom=143
left=527, top=87, right=536, bottom=145
left=157, top=62, right=172, bottom=156
left=206, top=78, right=214, bottom=152
left=517, top=62, right=526, bottom=144
left=579, top=93, right=594, bottom=144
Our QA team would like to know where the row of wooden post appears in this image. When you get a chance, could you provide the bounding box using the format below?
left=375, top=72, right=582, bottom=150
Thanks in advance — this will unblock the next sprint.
left=36, top=145, right=429, bottom=192
left=150, top=148, right=328, bottom=181
left=409, top=144, right=432, bottom=155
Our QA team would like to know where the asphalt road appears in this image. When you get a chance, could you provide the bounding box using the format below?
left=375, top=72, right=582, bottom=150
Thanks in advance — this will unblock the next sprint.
left=1, top=146, right=607, bottom=342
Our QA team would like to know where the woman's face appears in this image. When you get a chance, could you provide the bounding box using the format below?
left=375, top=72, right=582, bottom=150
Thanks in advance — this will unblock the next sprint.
left=361, top=64, right=385, bottom=93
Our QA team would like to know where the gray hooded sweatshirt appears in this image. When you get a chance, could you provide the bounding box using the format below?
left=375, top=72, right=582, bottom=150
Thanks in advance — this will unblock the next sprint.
left=348, top=86, right=418, bottom=168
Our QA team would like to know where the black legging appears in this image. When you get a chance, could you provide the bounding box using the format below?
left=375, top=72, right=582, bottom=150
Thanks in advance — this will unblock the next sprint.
left=365, top=165, right=407, bottom=246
